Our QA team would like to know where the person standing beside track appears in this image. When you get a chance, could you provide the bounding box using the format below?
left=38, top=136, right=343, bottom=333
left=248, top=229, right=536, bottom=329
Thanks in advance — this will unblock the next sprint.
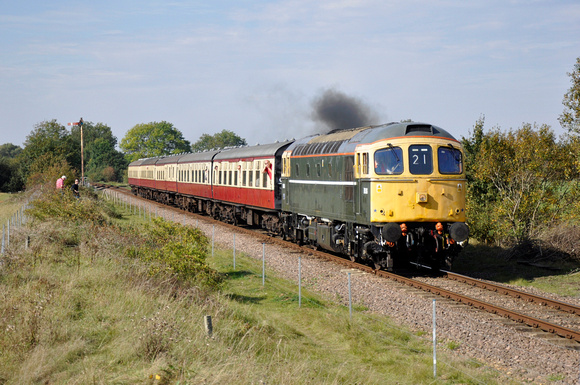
left=56, top=175, right=66, bottom=192
left=71, top=179, right=80, bottom=198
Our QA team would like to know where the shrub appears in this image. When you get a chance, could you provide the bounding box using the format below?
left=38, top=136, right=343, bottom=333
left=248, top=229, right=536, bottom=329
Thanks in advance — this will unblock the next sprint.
left=127, top=218, right=222, bottom=289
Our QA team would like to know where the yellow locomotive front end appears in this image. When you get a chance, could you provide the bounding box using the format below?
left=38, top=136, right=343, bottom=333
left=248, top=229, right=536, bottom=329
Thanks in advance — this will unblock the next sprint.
left=359, top=136, right=467, bottom=225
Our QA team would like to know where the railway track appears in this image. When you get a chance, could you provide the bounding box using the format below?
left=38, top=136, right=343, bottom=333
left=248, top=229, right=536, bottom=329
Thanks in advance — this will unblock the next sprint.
left=96, top=183, right=580, bottom=348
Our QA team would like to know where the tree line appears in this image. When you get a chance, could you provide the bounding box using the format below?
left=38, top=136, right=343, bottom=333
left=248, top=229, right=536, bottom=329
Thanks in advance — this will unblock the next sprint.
left=0, top=121, right=246, bottom=192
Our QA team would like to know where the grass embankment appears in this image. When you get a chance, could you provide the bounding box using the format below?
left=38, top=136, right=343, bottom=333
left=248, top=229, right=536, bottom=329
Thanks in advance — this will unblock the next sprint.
left=1, top=191, right=511, bottom=384
left=0, top=192, right=30, bottom=225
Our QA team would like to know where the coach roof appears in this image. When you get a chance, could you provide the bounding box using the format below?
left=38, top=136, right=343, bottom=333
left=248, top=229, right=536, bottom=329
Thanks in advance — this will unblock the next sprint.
left=128, top=159, right=147, bottom=167
left=178, top=150, right=221, bottom=164
left=214, top=140, right=294, bottom=161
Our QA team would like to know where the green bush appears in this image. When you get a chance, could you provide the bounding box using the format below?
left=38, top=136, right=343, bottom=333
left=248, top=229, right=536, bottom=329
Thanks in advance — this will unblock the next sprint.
left=127, top=218, right=222, bottom=289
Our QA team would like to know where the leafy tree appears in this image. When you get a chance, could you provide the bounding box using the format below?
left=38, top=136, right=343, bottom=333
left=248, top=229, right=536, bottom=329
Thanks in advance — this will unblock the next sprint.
left=470, top=123, right=572, bottom=244
left=0, top=157, right=22, bottom=192
left=0, top=143, right=23, bottom=192
left=461, top=117, right=501, bottom=243
left=26, top=153, right=75, bottom=189
left=559, top=57, right=580, bottom=134
left=120, top=121, right=191, bottom=162
left=71, top=122, right=127, bottom=182
left=86, top=137, right=127, bottom=182
left=0, top=143, right=22, bottom=158
left=17, top=120, right=77, bottom=188
left=191, top=129, right=247, bottom=152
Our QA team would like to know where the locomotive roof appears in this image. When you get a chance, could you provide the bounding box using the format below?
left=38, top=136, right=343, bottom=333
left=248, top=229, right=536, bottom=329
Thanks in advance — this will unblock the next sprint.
left=287, top=122, right=458, bottom=156
left=214, top=140, right=294, bottom=161
left=353, top=122, right=457, bottom=144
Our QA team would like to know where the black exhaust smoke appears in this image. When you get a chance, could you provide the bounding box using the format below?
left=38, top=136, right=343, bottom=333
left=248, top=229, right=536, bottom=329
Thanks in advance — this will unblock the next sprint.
left=311, top=88, right=379, bottom=133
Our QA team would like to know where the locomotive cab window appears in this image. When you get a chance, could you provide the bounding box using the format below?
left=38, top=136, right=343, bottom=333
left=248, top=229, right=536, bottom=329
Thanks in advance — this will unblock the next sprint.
left=374, top=147, right=403, bottom=175
left=409, top=145, right=433, bottom=175
left=438, top=147, right=463, bottom=174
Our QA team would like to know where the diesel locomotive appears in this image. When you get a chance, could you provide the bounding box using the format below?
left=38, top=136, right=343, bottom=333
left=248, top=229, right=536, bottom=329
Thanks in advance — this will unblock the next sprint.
left=128, top=121, right=469, bottom=270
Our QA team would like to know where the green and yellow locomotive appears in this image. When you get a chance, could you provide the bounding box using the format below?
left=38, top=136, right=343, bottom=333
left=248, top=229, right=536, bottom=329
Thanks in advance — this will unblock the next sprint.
left=280, top=122, right=469, bottom=270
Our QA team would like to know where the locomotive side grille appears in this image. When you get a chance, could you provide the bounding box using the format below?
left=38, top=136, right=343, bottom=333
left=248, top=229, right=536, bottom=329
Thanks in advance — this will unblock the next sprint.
left=293, top=140, right=344, bottom=156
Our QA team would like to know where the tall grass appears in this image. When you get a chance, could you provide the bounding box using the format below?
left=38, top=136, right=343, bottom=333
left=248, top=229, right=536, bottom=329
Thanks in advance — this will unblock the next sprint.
left=0, top=191, right=511, bottom=384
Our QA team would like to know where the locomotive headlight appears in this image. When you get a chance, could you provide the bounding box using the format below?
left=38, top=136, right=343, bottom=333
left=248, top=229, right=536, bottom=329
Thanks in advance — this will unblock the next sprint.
left=416, top=192, right=428, bottom=203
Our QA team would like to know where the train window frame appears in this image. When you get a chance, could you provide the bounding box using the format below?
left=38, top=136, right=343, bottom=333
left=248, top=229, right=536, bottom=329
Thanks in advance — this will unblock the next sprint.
left=306, top=163, right=310, bottom=177
left=362, top=153, right=369, bottom=174
left=438, top=146, right=463, bottom=174
left=374, top=146, right=404, bottom=175
left=295, top=163, right=300, bottom=177
left=408, top=145, right=433, bottom=175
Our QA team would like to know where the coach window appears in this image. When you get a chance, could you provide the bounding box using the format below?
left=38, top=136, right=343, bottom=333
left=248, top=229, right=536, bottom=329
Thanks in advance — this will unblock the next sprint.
left=248, top=169, right=253, bottom=187
left=295, top=164, right=300, bottom=177
left=438, top=146, right=463, bottom=174
left=306, top=163, right=310, bottom=177
left=255, top=170, right=260, bottom=187
left=409, top=145, right=433, bottom=175
left=262, top=170, right=268, bottom=188
left=316, top=163, right=321, bottom=177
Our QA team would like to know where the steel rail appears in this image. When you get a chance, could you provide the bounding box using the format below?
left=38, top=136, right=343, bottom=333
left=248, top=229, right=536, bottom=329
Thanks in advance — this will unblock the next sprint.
left=444, top=271, right=580, bottom=315
left=375, top=270, right=580, bottom=342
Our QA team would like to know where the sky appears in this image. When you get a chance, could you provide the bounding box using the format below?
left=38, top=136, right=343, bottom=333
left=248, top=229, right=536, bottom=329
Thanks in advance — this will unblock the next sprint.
left=1, top=0, right=579, bottom=149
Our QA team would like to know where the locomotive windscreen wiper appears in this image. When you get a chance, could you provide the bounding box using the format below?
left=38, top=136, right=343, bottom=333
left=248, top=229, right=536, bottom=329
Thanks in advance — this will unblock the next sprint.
left=387, top=143, right=400, bottom=162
